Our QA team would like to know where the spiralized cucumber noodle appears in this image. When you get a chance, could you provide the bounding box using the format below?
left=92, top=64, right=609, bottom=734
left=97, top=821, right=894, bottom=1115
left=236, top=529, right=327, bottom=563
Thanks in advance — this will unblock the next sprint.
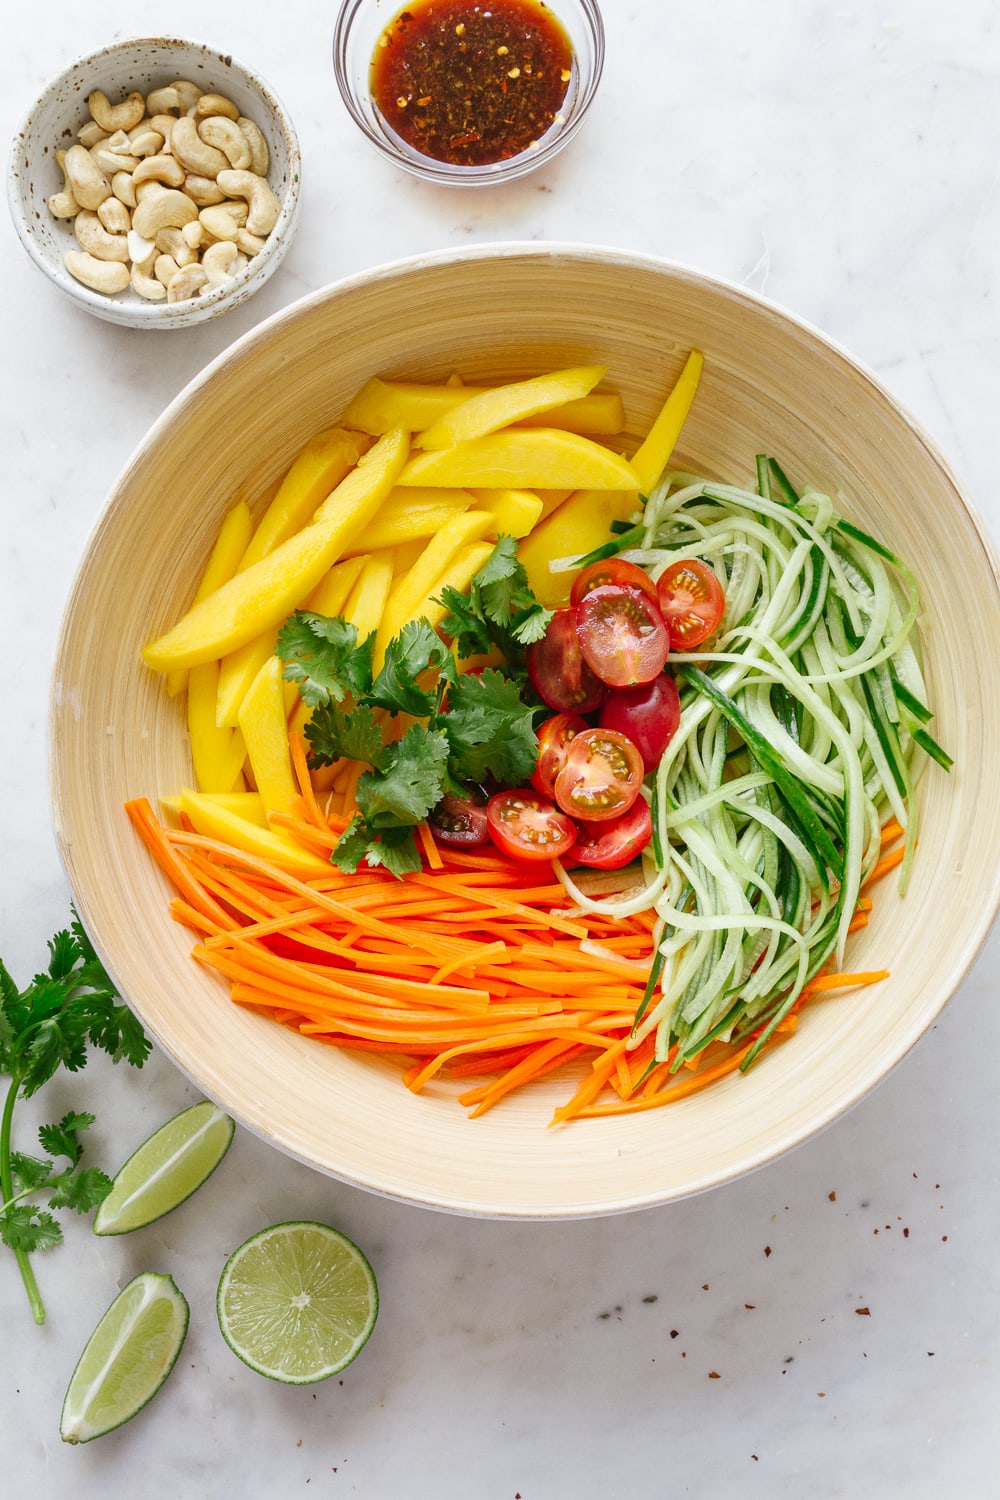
left=555, top=458, right=945, bottom=1074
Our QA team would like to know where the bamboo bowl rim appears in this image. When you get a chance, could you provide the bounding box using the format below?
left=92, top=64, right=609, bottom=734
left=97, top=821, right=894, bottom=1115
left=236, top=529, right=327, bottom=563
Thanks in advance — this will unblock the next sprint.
left=50, top=243, right=1000, bottom=1218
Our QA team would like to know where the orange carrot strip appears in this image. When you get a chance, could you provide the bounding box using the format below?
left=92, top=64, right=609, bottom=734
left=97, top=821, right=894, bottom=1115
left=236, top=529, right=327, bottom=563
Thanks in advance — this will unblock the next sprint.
left=799, top=969, right=889, bottom=996
left=416, top=821, right=444, bottom=870
left=862, top=845, right=906, bottom=887
left=125, top=798, right=230, bottom=925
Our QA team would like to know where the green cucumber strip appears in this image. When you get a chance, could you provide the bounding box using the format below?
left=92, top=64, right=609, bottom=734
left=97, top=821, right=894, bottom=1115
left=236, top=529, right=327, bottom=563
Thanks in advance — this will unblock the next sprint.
left=569, top=524, right=646, bottom=569
left=767, top=457, right=800, bottom=506
left=912, top=726, right=954, bottom=771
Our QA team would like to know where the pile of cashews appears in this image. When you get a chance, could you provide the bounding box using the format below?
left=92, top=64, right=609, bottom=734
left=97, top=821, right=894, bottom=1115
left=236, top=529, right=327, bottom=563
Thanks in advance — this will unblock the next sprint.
left=48, top=78, right=282, bottom=302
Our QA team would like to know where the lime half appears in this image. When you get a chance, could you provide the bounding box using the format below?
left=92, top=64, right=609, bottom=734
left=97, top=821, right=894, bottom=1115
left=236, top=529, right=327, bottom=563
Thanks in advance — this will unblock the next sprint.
left=60, top=1272, right=189, bottom=1444
left=94, top=1100, right=235, bottom=1235
left=217, top=1221, right=378, bottom=1384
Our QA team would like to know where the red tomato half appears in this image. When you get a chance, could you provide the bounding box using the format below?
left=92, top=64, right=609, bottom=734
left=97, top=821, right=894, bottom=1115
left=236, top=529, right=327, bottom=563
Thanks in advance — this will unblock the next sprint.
left=570, top=558, right=659, bottom=609
left=486, top=790, right=577, bottom=863
left=526, top=608, right=608, bottom=714
left=530, top=712, right=589, bottom=798
left=598, top=673, right=681, bottom=771
left=428, top=791, right=489, bottom=848
left=570, top=797, right=653, bottom=870
left=656, top=559, right=725, bottom=650
left=553, top=727, right=644, bottom=823
left=575, top=584, right=670, bottom=688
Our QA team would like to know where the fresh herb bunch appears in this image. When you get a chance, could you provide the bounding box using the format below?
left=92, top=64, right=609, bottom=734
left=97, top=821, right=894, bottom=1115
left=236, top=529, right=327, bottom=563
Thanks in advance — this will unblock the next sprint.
left=277, top=538, right=551, bottom=877
left=0, top=919, right=150, bottom=1324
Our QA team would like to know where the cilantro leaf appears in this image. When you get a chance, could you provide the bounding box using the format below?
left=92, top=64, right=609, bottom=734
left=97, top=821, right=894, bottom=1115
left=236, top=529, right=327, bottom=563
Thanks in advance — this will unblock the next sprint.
left=436, top=535, right=553, bottom=666
left=356, top=725, right=450, bottom=829
left=368, top=620, right=454, bottom=717
left=48, top=1167, right=112, bottom=1215
left=9, top=1153, right=53, bottom=1193
left=276, top=612, right=375, bottom=707
left=86, top=1000, right=151, bottom=1069
left=306, top=702, right=386, bottom=769
left=435, top=584, right=494, bottom=660
left=38, top=1110, right=95, bottom=1165
left=445, top=669, right=540, bottom=785
left=330, top=818, right=422, bottom=879
left=0, top=1206, right=63, bottom=1254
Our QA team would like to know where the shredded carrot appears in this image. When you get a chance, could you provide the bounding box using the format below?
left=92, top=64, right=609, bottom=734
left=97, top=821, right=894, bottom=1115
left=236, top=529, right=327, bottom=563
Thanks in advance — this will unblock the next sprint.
left=126, top=799, right=892, bottom=1123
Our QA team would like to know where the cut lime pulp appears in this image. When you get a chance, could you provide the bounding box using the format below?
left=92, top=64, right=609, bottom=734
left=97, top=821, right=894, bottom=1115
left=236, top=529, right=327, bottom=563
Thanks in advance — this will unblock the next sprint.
left=217, top=1220, right=378, bottom=1384
left=60, top=1272, right=189, bottom=1443
left=93, top=1099, right=235, bottom=1236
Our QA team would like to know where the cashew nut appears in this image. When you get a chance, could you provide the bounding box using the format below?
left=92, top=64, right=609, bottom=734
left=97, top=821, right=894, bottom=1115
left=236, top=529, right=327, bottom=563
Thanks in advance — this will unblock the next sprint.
left=195, top=92, right=241, bottom=122
left=181, top=220, right=205, bottom=250
left=170, top=79, right=204, bottom=114
left=127, top=228, right=156, bottom=264
left=77, top=120, right=109, bottom=149
left=236, top=227, right=267, bottom=257
left=183, top=174, right=227, bottom=207
left=131, top=254, right=166, bottom=300
left=48, top=151, right=80, bottom=219
left=199, top=202, right=247, bottom=242
left=170, top=116, right=230, bottom=179
left=135, top=179, right=171, bottom=204
left=91, top=142, right=141, bottom=176
left=64, top=249, right=131, bottom=295
left=62, top=144, right=112, bottom=210
left=73, top=209, right=129, bottom=262
left=154, top=253, right=181, bottom=288
left=112, top=170, right=138, bottom=209
left=202, top=240, right=245, bottom=287
left=215, top=169, right=281, bottom=236
left=127, top=123, right=165, bottom=157
left=148, top=114, right=176, bottom=148
left=132, top=188, right=199, bottom=239
left=145, top=86, right=183, bottom=116
left=154, top=225, right=198, bottom=267
left=237, top=117, right=270, bottom=176
left=88, top=89, right=146, bottom=134
left=97, top=196, right=131, bottom=235
left=198, top=116, right=252, bottom=170
left=167, top=263, right=209, bottom=302
left=132, top=153, right=186, bottom=189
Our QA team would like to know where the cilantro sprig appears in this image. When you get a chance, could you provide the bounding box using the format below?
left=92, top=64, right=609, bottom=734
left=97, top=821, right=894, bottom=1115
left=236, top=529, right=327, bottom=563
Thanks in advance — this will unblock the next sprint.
left=0, top=920, right=150, bottom=1325
left=276, top=539, right=550, bottom=877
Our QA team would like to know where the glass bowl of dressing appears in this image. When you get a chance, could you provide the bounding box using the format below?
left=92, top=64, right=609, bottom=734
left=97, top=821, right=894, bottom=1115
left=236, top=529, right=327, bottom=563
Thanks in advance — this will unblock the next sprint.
left=333, top=0, right=604, bottom=185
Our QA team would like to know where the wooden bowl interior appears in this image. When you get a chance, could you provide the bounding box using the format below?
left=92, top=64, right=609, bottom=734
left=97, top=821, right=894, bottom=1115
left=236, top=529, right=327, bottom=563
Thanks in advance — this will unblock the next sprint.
left=50, top=247, right=1000, bottom=1217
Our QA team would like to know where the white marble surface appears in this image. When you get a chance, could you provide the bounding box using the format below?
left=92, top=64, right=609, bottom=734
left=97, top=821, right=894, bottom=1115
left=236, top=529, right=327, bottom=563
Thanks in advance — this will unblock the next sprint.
left=2, top=1, right=999, bottom=1494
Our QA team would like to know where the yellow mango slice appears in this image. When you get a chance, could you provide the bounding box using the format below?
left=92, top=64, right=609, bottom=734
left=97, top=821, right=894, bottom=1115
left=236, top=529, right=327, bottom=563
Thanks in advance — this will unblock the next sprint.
left=344, top=486, right=475, bottom=554
left=178, top=789, right=328, bottom=877
left=344, top=553, right=395, bottom=642
left=142, top=428, right=409, bottom=672
left=161, top=791, right=267, bottom=825
left=343, top=377, right=624, bottom=438
left=374, top=510, right=495, bottom=667
left=518, top=490, right=639, bottom=607
left=417, top=365, right=606, bottom=450
left=629, top=349, right=704, bottom=495
left=470, top=488, right=543, bottom=538
left=165, top=500, right=253, bottom=698
left=239, top=428, right=368, bottom=570
left=535, top=488, right=574, bottom=521
left=397, top=430, right=638, bottom=492
left=420, top=540, right=495, bottom=632
left=187, top=659, right=247, bottom=793
left=390, top=540, right=427, bottom=575
left=216, top=556, right=366, bottom=729
left=237, top=655, right=299, bottom=818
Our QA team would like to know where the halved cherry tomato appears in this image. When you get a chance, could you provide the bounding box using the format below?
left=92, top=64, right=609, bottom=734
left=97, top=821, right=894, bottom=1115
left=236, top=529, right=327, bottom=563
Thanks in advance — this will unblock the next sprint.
left=526, top=608, right=608, bottom=714
left=575, top=584, right=670, bottom=688
left=570, top=797, right=653, bottom=870
left=428, top=790, right=490, bottom=848
left=656, top=558, right=725, bottom=650
left=486, top=789, right=577, bottom=862
left=553, top=727, right=643, bottom=823
left=570, top=558, right=659, bottom=609
left=598, top=673, right=681, bottom=771
left=530, top=712, right=589, bottom=798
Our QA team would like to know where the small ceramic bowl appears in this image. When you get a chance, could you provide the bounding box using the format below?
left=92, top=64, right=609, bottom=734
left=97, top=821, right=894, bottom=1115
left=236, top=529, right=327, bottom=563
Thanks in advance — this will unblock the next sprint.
left=7, top=37, right=302, bottom=329
left=333, top=0, right=604, bottom=185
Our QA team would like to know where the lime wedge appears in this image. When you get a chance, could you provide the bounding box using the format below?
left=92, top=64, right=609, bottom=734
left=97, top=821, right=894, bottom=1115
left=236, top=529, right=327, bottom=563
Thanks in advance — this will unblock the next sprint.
left=217, top=1221, right=378, bottom=1384
left=93, top=1100, right=235, bottom=1236
left=60, top=1272, right=189, bottom=1444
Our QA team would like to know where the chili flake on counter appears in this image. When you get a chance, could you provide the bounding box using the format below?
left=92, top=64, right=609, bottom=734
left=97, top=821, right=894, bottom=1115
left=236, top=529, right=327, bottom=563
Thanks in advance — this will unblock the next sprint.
left=370, top=0, right=575, bottom=167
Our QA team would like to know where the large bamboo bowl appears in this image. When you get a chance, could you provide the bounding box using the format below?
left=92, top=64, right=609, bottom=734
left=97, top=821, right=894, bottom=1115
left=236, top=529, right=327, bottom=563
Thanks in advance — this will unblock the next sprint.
left=50, top=245, right=1000, bottom=1218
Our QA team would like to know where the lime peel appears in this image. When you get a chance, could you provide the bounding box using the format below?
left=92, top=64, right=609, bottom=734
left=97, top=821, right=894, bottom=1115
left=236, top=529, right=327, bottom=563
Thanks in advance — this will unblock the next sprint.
left=94, top=1099, right=235, bottom=1236
left=60, top=1272, right=189, bottom=1443
left=217, top=1220, right=378, bottom=1384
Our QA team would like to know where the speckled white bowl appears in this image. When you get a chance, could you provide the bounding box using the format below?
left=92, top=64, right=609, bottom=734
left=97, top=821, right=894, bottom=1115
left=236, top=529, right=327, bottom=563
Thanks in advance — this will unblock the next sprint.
left=7, top=37, right=302, bottom=329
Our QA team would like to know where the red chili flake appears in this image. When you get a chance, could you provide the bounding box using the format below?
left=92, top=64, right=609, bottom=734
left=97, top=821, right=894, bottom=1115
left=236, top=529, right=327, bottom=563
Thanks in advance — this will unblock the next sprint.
left=855, top=1306, right=871, bottom=1316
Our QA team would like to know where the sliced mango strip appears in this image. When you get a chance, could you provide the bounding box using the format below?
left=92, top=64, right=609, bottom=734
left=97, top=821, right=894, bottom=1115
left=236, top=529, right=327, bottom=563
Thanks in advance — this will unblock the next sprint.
left=239, top=428, right=368, bottom=570
left=417, top=365, right=606, bottom=450
left=629, top=350, right=704, bottom=496
left=165, top=500, right=253, bottom=698
left=143, top=428, right=409, bottom=672
left=345, top=486, right=475, bottom=554
left=470, top=488, right=543, bottom=538
left=518, top=490, right=639, bottom=607
left=374, top=510, right=495, bottom=666
left=187, top=659, right=247, bottom=794
left=238, top=655, right=299, bottom=818
left=343, top=376, right=625, bottom=438
left=178, top=789, right=329, bottom=877
left=397, top=429, right=638, bottom=492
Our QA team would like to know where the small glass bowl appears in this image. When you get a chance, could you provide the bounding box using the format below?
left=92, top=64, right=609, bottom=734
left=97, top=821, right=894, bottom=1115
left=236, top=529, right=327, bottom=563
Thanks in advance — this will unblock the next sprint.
left=333, top=0, right=604, bottom=186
